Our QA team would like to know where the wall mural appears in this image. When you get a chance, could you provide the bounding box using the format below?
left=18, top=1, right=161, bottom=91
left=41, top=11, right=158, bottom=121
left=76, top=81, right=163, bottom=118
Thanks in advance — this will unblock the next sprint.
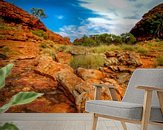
left=0, top=0, right=162, bottom=113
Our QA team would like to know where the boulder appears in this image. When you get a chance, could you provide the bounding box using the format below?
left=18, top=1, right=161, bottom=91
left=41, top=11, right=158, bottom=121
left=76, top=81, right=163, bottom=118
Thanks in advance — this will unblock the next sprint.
left=77, top=67, right=105, bottom=82
left=56, top=69, right=94, bottom=112
left=55, top=52, right=72, bottom=64
left=34, top=55, right=73, bottom=80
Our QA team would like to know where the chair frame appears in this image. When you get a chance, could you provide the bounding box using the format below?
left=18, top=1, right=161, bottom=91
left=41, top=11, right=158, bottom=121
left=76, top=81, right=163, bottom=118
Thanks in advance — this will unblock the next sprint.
left=91, top=84, right=163, bottom=130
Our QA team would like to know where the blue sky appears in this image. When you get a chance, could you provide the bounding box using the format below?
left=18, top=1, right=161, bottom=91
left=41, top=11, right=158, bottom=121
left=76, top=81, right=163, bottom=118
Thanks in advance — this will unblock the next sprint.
left=6, top=0, right=163, bottom=41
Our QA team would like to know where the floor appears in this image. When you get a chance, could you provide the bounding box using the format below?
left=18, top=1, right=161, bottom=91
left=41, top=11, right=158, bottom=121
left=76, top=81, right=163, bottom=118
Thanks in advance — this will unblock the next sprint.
left=0, top=113, right=141, bottom=130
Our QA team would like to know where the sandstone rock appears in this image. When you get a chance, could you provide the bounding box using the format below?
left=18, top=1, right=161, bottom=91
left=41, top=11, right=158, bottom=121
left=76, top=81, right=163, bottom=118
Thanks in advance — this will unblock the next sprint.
left=105, top=57, right=119, bottom=66
left=77, top=68, right=105, bottom=81
left=34, top=55, right=73, bottom=80
left=55, top=52, right=72, bottom=64
left=130, top=4, right=163, bottom=41
left=0, top=0, right=72, bottom=45
left=104, top=51, right=142, bottom=68
left=105, top=51, right=117, bottom=57
left=56, top=69, right=94, bottom=112
left=0, top=0, right=46, bottom=31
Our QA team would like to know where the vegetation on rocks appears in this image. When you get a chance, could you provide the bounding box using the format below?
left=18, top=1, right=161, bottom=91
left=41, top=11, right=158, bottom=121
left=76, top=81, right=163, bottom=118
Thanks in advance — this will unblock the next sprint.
left=73, top=33, right=136, bottom=46
left=156, top=56, right=163, bottom=66
left=70, top=54, right=105, bottom=69
left=32, top=29, right=48, bottom=39
left=130, top=4, right=163, bottom=41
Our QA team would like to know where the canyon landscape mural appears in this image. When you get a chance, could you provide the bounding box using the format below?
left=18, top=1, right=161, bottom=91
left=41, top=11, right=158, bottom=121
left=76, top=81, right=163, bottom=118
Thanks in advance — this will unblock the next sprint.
left=0, top=0, right=162, bottom=113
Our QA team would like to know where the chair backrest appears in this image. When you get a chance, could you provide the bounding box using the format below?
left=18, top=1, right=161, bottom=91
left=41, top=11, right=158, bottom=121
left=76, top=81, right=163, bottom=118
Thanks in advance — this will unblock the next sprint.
left=122, top=68, right=163, bottom=107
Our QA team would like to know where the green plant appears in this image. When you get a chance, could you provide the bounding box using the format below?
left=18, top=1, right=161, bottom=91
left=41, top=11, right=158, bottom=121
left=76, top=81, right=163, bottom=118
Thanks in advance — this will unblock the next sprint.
left=0, top=123, right=19, bottom=130
left=0, top=35, right=6, bottom=40
left=0, top=64, right=43, bottom=130
left=40, top=43, right=49, bottom=48
left=32, top=30, right=48, bottom=39
left=2, top=46, right=10, bottom=52
left=121, top=33, right=136, bottom=44
left=30, top=8, right=47, bottom=19
left=121, top=44, right=135, bottom=51
left=136, top=46, right=149, bottom=55
left=156, top=56, right=163, bottom=66
left=0, top=23, right=16, bottom=30
left=70, top=54, right=105, bottom=69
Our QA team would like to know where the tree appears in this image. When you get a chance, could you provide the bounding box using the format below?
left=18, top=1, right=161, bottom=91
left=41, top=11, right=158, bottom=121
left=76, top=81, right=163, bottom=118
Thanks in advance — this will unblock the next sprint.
left=121, top=33, right=136, bottom=44
left=30, top=8, right=47, bottom=19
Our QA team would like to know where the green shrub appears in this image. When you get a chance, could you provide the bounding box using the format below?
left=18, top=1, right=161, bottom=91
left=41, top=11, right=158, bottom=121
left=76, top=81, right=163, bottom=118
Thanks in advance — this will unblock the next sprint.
left=32, top=30, right=48, bottom=39
left=156, top=56, right=163, bottom=66
left=91, top=45, right=121, bottom=53
left=70, top=54, right=105, bottom=69
left=121, top=33, right=136, bottom=44
left=0, top=23, right=16, bottom=30
left=121, top=44, right=135, bottom=51
left=136, top=46, right=149, bottom=55
left=42, top=48, right=55, bottom=60
left=74, top=35, right=97, bottom=46
left=0, top=35, right=6, bottom=40
left=2, top=46, right=10, bottom=52
left=40, top=43, right=49, bottom=48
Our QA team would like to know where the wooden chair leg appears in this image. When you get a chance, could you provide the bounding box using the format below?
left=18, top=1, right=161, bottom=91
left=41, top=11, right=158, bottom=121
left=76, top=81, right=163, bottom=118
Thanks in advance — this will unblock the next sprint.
left=121, top=121, right=127, bottom=130
left=157, top=91, right=163, bottom=114
left=92, top=113, right=98, bottom=130
left=141, top=90, right=152, bottom=130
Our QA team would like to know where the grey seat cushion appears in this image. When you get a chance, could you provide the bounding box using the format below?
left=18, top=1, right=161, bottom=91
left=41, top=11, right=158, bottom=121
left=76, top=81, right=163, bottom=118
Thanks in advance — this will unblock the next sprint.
left=86, top=100, right=163, bottom=123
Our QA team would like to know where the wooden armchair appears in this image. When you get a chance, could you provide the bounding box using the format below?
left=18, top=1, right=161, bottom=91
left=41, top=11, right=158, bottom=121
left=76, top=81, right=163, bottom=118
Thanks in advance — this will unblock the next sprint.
left=85, top=69, right=163, bottom=130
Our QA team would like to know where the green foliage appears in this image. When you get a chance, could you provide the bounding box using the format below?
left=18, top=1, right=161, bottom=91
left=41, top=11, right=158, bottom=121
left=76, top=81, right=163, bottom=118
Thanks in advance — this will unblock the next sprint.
left=121, top=44, right=135, bottom=51
left=156, top=56, right=163, bottom=66
left=70, top=54, right=105, bottom=69
left=74, top=35, right=97, bottom=46
left=73, top=33, right=136, bottom=46
left=40, top=43, right=49, bottom=48
left=0, top=64, right=14, bottom=89
left=0, top=123, right=19, bottom=130
left=2, top=46, right=10, bottom=52
left=30, top=8, right=47, bottom=19
left=121, top=33, right=136, bottom=44
left=90, top=45, right=121, bottom=53
left=135, top=46, right=149, bottom=55
left=32, top=30, right=48, bottom=39
left=142, top=13, right=163, bottom=39
left=0, top=92, right=43, bottom=113
left=0, top=23, right=16, bottom=30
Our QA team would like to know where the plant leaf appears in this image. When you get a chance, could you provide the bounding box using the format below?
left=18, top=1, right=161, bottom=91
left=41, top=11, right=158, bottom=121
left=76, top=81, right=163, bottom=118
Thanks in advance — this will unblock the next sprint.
left=0, top=64, right=14, bottom=89
left=0, top=102, right=12, bottom=113
left=0, top=123, right=19, bottom=130
left=11, top=92, right=43, bottom=106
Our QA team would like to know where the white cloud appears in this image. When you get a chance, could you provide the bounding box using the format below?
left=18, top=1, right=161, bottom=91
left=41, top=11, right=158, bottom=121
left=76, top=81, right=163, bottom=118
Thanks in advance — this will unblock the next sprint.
left=56, top=15, right=64, bottom=19
left=57, top=16, right=138, bottom=41
left=57, top=0, right=162, bottom=40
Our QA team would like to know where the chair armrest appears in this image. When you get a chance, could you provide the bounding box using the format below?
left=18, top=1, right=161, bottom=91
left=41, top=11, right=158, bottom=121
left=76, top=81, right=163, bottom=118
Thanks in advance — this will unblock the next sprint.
left=137, top=86, right=163, bottom=92
left=93, top=84, right=118, bottom=100
left=137, top=86, right=163, bottom=115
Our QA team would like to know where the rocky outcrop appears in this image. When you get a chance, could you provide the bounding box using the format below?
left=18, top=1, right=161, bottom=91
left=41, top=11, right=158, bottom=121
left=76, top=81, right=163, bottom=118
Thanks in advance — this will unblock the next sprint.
left=130, top=4, right=163, bottom=41
left=0, top=0, right=71, bottom=45
left=0, top=0, right=46, bottom=31
left=104, top=51, right=142, bottom=72
left=77, top=68, right=105, bottom=83
left=55, top=52, right=72, bottom=64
